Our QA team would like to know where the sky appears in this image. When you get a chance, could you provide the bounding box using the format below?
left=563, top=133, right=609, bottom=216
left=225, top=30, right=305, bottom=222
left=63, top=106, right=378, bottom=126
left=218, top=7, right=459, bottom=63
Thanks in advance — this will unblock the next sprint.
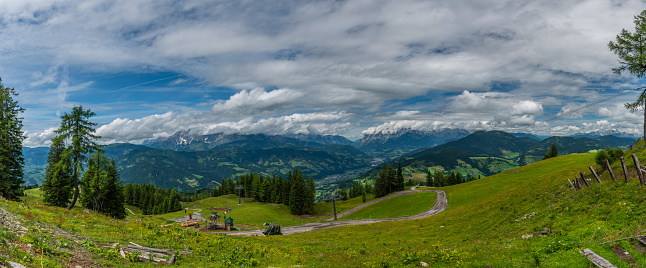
left=1, top=0, right=646, bottom=147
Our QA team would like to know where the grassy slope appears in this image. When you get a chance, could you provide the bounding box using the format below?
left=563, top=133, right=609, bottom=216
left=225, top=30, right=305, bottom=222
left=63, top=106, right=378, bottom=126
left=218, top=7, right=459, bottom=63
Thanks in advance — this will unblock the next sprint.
left=250, top=147, right=646, bottom=267
left=342, top=191, right=437, bottom=220
left=5, top=143, right=646, bottom=267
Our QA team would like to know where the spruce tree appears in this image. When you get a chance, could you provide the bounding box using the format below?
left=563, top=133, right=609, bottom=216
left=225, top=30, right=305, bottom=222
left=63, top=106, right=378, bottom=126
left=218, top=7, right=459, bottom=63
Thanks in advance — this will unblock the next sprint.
left=396, top=162, right=405, bottom=191
left=42, top=137, right=73, bottom=207
left=80, top=150, right=125, bottom=218
left=0, top=81, right=25, bottom=201
left=289, top=170, right=306, bottom=215
left=609, top=10, right=646, bottom=141
left=54, top=106, right=101, bottom=210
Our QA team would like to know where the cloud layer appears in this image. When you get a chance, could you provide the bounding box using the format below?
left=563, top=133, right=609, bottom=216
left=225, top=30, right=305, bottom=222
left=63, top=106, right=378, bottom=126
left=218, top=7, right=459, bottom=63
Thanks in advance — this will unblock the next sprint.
left=3, top=0, right=646, bottom=146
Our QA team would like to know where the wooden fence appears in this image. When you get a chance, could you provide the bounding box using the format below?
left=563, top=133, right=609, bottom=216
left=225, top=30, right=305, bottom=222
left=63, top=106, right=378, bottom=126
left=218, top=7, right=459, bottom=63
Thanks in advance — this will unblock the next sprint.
left=569, top=153, right=646, bottom=190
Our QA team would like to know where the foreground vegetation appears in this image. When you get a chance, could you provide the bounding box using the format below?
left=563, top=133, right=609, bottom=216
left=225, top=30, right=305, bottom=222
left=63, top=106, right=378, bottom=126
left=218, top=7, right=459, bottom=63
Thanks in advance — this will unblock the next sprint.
left=5, top=141, right=646, bottom=266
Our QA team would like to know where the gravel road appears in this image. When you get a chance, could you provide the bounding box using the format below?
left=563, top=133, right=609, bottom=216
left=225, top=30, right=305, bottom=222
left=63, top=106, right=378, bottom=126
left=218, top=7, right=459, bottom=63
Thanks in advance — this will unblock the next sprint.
left=224, top=189, right=447, bottom=236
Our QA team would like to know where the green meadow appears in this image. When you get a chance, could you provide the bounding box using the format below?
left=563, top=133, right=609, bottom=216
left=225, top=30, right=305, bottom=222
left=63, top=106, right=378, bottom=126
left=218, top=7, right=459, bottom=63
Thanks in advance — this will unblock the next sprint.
left=3, top=142, right=646, bottom=266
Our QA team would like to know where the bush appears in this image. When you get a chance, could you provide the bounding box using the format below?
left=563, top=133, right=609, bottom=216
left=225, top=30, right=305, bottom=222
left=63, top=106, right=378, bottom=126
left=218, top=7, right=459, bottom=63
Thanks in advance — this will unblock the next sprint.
left=595, top=148, right=624, bottom=168
left=595, top=150, right=608, bottom=167
left=608, top=148, right=624, bottom=164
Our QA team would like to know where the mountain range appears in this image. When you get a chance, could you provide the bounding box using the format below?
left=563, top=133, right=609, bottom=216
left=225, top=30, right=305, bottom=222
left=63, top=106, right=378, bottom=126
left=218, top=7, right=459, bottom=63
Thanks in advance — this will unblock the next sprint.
left=21, top=129, right=637, bottom=191
left=379, top=131, right=637, bottom=180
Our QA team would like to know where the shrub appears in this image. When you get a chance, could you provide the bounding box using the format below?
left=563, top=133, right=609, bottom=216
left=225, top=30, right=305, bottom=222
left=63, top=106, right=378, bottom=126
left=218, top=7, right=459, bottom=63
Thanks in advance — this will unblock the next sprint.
left=595, top=150, right=608, bottom=167
left=608, top=148, right=624, bottom=164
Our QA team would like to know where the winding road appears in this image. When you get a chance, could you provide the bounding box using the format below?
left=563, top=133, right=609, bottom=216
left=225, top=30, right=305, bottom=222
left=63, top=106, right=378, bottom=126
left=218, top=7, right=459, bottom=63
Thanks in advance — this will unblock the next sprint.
left=224, top=189, right=447, bottom=236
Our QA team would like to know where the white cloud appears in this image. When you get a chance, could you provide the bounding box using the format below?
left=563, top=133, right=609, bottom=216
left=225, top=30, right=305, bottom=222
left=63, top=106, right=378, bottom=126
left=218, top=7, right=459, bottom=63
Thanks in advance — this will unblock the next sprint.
left=3, top=0, right=646, bottom=145
left=23, top=127, right=57, bottom=148
left=211, top=87, right=305, bottom=117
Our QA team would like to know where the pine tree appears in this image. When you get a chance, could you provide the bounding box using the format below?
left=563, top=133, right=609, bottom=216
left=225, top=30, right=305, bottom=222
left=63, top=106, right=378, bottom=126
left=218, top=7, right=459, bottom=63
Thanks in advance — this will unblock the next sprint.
left=80, top=150, right=125, bottom=218
left=543, top=143, right=558, bottom=160
left=289, top=170, right=306, bottom=215
left=42, top=137, right=73, bottom=207
left=54, top=106, right=101, bottom=209
left=0, top=81, right=25, bottom=201
left=396, top=162, right=405, bottom=191
left=609, top=10, right=646, bottom=141
left=102, top=159, right=125, bottom=218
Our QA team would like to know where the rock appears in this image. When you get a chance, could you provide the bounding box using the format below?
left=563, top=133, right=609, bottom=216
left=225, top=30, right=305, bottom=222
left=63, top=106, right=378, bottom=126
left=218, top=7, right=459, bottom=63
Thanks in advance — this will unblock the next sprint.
left=521, top=234, right=534, bottom=239
left=7, top=261, right=27, bottom=268
left=419, top=262, right=429, bottom=267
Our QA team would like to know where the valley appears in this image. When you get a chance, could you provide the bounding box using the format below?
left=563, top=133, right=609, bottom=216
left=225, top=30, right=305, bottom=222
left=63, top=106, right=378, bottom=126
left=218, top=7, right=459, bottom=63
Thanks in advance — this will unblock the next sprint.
left=5, top=139, right=646, bottom=266
left=22, top=130, right=637, bottom=195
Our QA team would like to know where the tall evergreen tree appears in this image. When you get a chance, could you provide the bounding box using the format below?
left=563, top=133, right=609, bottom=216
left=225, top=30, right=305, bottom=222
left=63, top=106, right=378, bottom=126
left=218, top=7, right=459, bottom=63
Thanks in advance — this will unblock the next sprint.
left=54, top=106, right=101, bottom=209
left=289, top=170, right=306, bottom=215
left=609, top=10, right=646, bottom=141
left=80, top=150, right=125, bottom=218
left=0, top=80, right=25, bottom=201
left=396, top=162, right=405, bottom=191
left=543, top=143, right=558, bottom=160
left=426, top=170, right=433, bottom=187
left=42, top=137, right=73, bottom=207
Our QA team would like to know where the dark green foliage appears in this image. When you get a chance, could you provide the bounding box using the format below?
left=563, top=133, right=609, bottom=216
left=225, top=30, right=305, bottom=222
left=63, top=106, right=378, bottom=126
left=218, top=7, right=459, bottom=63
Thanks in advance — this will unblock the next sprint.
left=395, top=162, right=405, bottom=191
left=595, top=148, right=624, bottom=168
left=41, top=137, right=73, bottom=207
left=54, top=106, right=101, bottom=209
left=608, top=148, right=624, bottom=163
left=289, top=171, right=309, bottom=215
left=123, top=184, right=182, bottom=215
left=79, top=150, right=126, bottom=219
left=374, top=164, right=400, bottom=198
left=594, top=150, right=608, bottom=167
left=0, top=81, right=25, bottom=201
left=543, top=143, right=558, bottom=160
left=337, top=189, right=348, bottom=201
left=348, top=182, right=367, bottom=199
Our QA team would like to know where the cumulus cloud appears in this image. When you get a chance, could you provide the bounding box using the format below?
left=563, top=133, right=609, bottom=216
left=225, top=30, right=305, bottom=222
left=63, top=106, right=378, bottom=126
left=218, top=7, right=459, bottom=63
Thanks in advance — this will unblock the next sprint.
left=211, top=88, right=305, bottom=118
left=96, top=110, right=354, bottom=144
left=3, top=0, right=646, bottom=145
left=448, top=90, right=544, bottom=127
left=23, top=128, right=57, bottom=148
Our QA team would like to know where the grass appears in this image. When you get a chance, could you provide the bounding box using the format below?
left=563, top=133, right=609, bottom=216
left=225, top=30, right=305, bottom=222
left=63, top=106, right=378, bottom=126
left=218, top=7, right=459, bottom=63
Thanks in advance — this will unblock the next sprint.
left=342, top=191, right=437, bottom=220
left=6, top=141, right=646, bottom=267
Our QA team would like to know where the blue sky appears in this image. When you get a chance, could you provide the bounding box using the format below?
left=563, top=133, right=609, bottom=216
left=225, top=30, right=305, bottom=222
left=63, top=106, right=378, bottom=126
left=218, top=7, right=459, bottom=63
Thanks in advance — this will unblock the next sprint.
left=1, top=0, right=645, bottom=147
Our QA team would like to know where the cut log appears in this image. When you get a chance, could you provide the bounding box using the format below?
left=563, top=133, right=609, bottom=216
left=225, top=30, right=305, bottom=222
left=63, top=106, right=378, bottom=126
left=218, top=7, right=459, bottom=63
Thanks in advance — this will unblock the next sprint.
left=589, top=166, right=602, bottom=183
left=125, top=244, right=171, bottom=254
left=579, top=248, right=618, bottom=268
left=621, top=157, right=629, bottom=182
left=631, top=154, right=644, bottom=185
left=605, top=159, right=616, bottom=181
left=123, top=247, right=170, bottom=258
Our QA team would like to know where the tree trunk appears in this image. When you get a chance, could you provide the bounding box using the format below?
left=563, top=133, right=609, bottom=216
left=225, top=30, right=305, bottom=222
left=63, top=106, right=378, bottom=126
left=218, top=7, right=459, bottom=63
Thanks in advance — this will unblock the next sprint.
left=67, top=154, right=80, bottom=210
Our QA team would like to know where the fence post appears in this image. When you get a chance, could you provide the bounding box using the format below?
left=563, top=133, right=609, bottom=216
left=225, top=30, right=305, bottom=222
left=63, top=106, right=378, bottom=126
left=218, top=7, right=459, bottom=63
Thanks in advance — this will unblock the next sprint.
left=605, top=159, right=616, bottom=181
left=589, top=166, right=602, bottom=183
left=573, top=176, right=581, bottom=189
left=580, top=172, right=590, bottom=187
left=631, top=153, right=645, bottom=185
left=568, top=178, right=577, bottom=190
left=621, top=157, right=630, bottom=182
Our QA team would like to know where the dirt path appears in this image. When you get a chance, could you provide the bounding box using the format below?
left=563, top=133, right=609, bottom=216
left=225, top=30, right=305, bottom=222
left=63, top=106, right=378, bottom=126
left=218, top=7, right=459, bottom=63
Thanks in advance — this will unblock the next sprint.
left=224, top=189, right=447, bottom=236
